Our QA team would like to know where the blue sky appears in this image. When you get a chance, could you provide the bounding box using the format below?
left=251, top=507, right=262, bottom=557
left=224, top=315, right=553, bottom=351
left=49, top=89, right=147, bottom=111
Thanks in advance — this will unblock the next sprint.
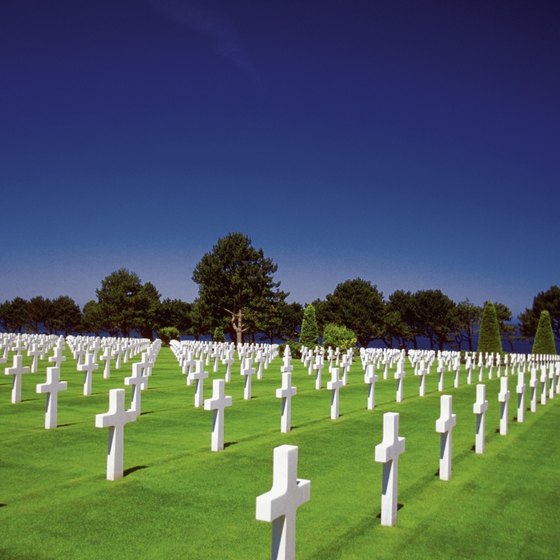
left=1, top=0, right=559, bottom=316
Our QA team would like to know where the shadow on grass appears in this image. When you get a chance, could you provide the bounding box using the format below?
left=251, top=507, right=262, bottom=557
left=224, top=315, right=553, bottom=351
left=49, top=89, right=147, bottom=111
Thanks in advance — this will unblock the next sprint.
left=140, top=411, right=155, bottom=416
left=22, top=398, right=39, bottom=403
left=123, top=465, right=148, bottom=477
left=376, top=503, right=404, bottom=518
left=58, top=423, right=79, bottom=428
left=0, top=503, right=6, bottom=508
left=224, top=441, right=238, bottom=449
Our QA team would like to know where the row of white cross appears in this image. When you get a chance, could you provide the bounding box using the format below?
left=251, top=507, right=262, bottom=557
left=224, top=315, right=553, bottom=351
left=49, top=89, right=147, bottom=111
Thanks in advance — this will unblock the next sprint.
left=257, top=371, right=554, bottom=560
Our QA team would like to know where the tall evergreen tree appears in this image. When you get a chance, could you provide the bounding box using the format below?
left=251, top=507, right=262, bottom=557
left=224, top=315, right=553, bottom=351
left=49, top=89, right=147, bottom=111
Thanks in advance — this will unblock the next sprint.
left=532, top=310, right=557, bottom=355
left=477, top=301, right=503, bottom=353
left=299, top=304, right=319, bottom=348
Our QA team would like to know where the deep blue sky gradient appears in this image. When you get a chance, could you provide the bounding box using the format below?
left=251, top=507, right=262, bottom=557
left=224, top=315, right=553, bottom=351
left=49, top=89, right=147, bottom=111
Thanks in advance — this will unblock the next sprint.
left=1, top=0, right=559, bottom=315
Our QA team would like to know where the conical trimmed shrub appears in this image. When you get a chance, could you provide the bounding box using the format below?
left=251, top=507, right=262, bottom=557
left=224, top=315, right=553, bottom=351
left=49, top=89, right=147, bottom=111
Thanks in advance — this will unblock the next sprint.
left=299, top=304, right=319, bottom=348
left=532, top=310, right=557, bottom=355
left=477, top=301, right=503, bottom=353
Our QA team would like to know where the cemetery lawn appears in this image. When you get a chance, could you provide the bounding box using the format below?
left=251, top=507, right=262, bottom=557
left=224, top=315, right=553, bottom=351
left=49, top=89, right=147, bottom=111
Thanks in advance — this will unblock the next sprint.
left=1, top=348, right=559, bottom=559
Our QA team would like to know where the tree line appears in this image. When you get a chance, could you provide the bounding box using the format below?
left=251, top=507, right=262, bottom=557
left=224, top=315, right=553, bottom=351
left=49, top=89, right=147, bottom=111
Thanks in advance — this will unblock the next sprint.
left=0, top=233, right=558, bottom=350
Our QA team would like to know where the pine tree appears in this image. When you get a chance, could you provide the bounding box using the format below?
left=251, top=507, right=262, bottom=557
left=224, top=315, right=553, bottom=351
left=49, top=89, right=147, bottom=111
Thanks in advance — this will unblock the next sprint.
left=477, top=301, right=503, bottom=353
left=532, top=310, right=557, bottom=355
left=299, top=304, right=318, bottom=348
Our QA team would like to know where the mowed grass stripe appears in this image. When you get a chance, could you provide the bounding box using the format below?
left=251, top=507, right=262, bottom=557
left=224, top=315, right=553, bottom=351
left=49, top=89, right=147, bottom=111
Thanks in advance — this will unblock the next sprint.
left=1, top=348, right=559, bottom=559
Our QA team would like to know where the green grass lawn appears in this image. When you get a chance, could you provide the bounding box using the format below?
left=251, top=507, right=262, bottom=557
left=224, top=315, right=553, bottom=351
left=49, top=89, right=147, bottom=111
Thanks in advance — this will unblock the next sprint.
left=1, top=347, right=559, bottom=559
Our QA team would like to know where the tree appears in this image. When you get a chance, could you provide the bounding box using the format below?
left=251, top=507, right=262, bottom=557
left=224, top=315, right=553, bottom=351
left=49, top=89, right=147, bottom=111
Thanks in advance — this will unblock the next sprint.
left=519, top=285, right=560, bottom=342
left=96, top=269, right=160, bottom=337
left=192, top=233, right=287, bottom=344
left=322, top=323, right=356, bottom=352
left=413, top=290, right=456, bottom=350
left=383, top=290, right=418, bottom=348
left=157, top=299, right=192, bottom=334
left=4, top=297, right=30, bottom=333
left=190, top=298, right=213, bottom=340
left=45, top=296, right=82, bottom=334
left=27, top=296, right=52, bottom=333
left=299, top=304, right=319, bottom=348
left=135, top=282, right=161, bottom=339
left=494, top=302, right=517, bottom=352
left=452, top=300, right=481, bottom=351
left=477, top=301, right=503, bottom=353
left=532, top=310, right=557, bottom=355
left=81, top=300, right=104, bottom=335
left=158, top=326, right=180, bottom=346
left=320, top=278, right=384, bottom=347
left=257, top=301, right=303, bottom=344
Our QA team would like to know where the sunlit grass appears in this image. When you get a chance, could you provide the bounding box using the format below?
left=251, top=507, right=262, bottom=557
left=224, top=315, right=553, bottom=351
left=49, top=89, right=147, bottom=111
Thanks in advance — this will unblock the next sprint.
left=1, top=347, right=559, bottom=559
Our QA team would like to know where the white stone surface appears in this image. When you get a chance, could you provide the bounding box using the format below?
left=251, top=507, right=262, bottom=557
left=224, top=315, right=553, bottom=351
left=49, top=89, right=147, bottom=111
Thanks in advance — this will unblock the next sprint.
left=418, top=360, right=427, bottom=397
left=498, top=376, right=511, bottom=436
left=540, top=366, right=548, bottom=406
left=191, top=360, right=209, bottom=408
left=95, top=388, right=137, bottom=481
left=36, top=366, right=68, bottom=429
left=256, top=445, right=310, bottom=560
left=529, top=366, right=538, bottom=413
left=516, top=370, right=526, bottom=423
left=204, top=378, right=232, bottom=451
left=5, top=354, right=31, bottom=404
left=78, top=352, right=98, bottom=397
left=395, top=359, right=405, bottom=403
left=375, top=412, right=405, bottom=526
left=326, top=368, right=343, bottom=420
left=473, top=384, right=488, bottom=454
left=364, top=363, right=378, bottom=410
left=435, top=395, right=456, bottom=481
left=124, top=362, right=148, bottom=416
left=276, top=371, right=297, bottom=433
left=241, top=357, right=255, bottom=400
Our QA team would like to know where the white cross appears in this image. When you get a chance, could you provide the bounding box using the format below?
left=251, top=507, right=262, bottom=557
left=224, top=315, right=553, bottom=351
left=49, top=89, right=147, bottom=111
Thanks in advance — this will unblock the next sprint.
left=28, top=343, right=42, bottom=373
left=548, top=364, right=555, bottom=400
left=375, top=412, right=406, bottom=526
left=418, top=361, right=427, bottom=397
left=5, top=354, right=31, bottom=403
left=466, top=356, right=473, bottom=385
left=12, top=335, right=25, bottom=355
left=222, top=348, right=235, bottom=383
left=395, top=359, right=405, bottom=403
left=101, top=345, right=113, bottom=379
left=95, top=388, right=137, bottom=481
left=341, top=354, right=350, bottom=386
left=473, top=384, right=489, bottom=454
left=326, top=368, right=343, bottom=420
left=364, top=363, right=378, bottom=410
left=529, top=366, right=538, bottom=412
left=498, top=376, right=510, bottom=436
left=36, top=366, right=68, bottom=429
left=124, top=362, right=148, bottom=416
left=256, top=350, right=265, bottom=380
left=437, top=360, right=445, bottom=392
left=256, top=445, right=311, bottom=560
left=241, top=357, right=255, bottom=400
left=276, top=371, right=297, bottom=433
left=49, top=345, right=67, bottom=369
left=190, top=360, right=208, bottom=408
left=540, top=365, right=548, bottom=406
left=204, top=378, right=233, bottom=451
left=516, top=370, right=526, bottom=423
left=453, top=357, right=460, bottom=388
left=310, top=354, right=322, bottom=390
left=78, top=352, right=98, bottom=397
left=435, top=395, right=456, bottom=481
